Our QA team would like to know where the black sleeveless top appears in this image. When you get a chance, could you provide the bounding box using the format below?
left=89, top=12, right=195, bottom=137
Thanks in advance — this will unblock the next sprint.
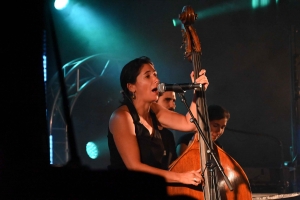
left=107, top=101, right=169, bottom=170
left=160, top=128, right=178, bottom=168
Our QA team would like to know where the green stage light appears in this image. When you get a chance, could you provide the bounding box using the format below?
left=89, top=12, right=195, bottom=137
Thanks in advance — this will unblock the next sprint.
left=54, top=0, right=69, bottom=10
left=252, top=0, right=259, bottom=9
left=260, top=0, right=271, bottom=7
left=86, top=141, right=99, bottom=159
left=172, top=19, right=177, bottom=27
left=252, top=0, right=271, bottom=9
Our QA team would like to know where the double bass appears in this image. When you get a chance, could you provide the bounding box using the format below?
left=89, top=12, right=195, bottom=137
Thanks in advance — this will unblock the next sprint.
left=167, top=5, right=252, bottom=200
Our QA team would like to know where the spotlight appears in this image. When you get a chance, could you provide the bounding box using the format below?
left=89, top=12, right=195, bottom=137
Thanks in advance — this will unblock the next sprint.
left=54, top=0, right=69, bottom=10
left=86, top=141, right=99, bottom=159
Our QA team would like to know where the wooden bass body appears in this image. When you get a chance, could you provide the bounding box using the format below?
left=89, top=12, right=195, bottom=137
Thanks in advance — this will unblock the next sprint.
left=167, top=134, right=252, bottom=200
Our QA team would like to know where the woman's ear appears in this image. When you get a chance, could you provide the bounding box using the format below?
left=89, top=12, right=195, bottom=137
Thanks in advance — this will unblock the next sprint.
left=127, top=83, right=136, bottom=93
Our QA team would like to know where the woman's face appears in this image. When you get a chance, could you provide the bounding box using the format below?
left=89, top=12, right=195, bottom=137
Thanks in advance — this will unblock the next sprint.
left=130, top=63, right=160, bottom=102
left=210, top=118, right=228, bottom=141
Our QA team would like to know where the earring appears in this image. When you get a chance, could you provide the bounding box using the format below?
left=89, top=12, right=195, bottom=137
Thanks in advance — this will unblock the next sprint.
left=132, top=91, right=136, bottom=100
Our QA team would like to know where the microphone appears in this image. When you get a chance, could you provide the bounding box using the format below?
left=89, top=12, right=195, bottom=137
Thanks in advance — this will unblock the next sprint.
left=157, top=83, right=202, bottom=93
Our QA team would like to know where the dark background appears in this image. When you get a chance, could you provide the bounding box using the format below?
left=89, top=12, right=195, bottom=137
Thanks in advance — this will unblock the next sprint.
left=48, top=0, right=299, bottom=171
left=3, top=0, right=299, bottom=197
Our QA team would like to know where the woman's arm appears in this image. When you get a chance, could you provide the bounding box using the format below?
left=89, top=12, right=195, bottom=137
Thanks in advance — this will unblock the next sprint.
left=151, top=69, right=209, bottom=132
left=109, top=107, right=202, bottom=185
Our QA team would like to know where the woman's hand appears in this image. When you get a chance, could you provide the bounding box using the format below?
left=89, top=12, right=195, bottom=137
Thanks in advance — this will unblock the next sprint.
left=190, top=69, right=209, bottom=91
left=178, top=169, right=203, bottom=186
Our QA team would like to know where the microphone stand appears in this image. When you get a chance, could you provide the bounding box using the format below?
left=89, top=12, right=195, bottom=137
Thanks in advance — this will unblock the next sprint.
left=177, top=91, right=233, bottom=198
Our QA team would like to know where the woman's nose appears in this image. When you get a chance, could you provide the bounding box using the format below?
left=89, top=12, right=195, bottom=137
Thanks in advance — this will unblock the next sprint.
left=171, top=101, right=176, bottom=108
left=215, top=128, right=221, bottom=134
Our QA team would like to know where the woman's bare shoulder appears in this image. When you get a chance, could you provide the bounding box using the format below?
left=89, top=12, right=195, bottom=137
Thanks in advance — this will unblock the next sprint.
left=109, top=104, right=135, bottom=135
left=110, top=105, right=131, bottom=122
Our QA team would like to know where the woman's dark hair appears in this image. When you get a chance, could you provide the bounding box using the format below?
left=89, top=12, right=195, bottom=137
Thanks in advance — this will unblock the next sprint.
left=208, top=105, right=230, bottom=121
left=120, top=56, right=153, bottom=102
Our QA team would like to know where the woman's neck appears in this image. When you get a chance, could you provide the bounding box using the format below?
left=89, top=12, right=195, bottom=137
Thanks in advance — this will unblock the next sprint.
left=133, top=100, right=152, bottom=118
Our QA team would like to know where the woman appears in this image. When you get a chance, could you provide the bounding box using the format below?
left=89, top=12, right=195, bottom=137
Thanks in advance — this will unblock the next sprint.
left=108, top=56, right=209, bottom=186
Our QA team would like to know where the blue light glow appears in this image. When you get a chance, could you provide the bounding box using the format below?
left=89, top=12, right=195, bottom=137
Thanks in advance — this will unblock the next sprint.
left=86, top=142, right=99, bottom=159
left=49, top=135, right=53, bottom=164
left=54, top=0, right=69, bottom=10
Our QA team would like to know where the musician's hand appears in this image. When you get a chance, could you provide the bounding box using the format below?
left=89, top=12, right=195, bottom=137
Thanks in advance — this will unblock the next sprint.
left=190, top=69, right=209, bottom=91
left=180, top=169, right=203, bottom=186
